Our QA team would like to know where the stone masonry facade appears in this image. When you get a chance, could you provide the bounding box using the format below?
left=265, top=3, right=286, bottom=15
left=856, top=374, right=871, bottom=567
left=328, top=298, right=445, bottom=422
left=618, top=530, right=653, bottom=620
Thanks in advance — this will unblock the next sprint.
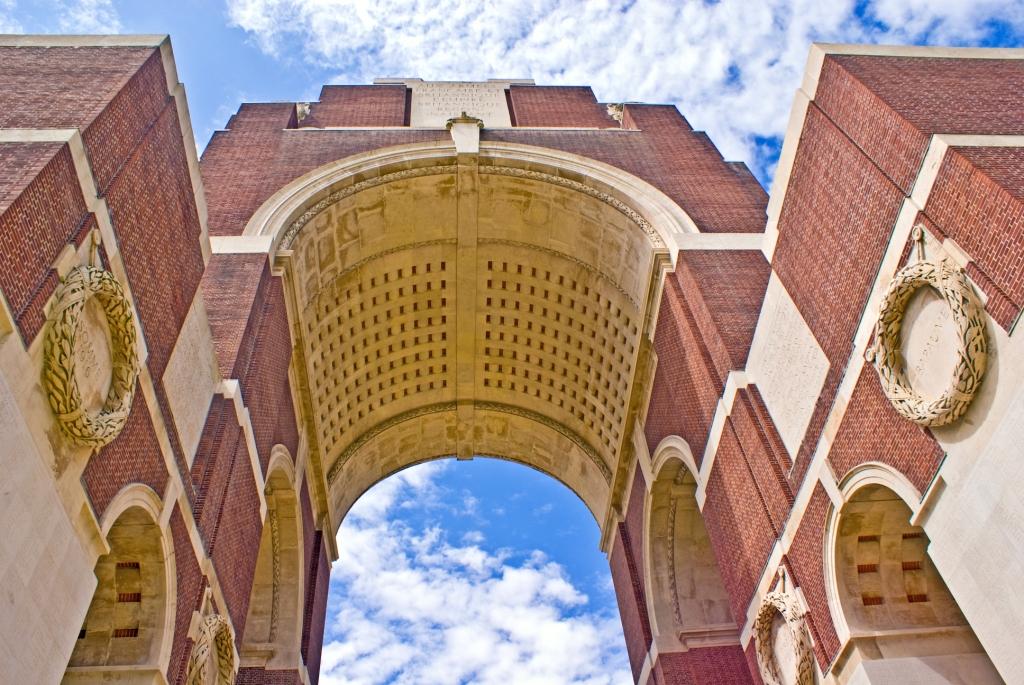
left=1, top=35, right=1023, bottom=685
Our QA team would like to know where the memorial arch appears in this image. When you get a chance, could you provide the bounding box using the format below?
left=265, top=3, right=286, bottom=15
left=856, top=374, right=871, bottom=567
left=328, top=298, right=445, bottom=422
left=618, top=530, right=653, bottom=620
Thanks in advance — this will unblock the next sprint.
left=3, top=36, right=1024, bottom=685
left=245, top=139, right=688, bottom=531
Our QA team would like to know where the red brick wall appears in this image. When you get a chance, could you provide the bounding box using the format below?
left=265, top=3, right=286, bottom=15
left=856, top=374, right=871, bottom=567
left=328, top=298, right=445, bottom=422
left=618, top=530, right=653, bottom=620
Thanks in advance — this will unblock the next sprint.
left=229, top=265, right=300, bottom=471
left=190, top=394, right=263, bottom=645
left=700, top=422, right=778, bottom=624
left=302, top=85, right=407, bottom=127
left=484, top=110, right=767, bottom=234
left=728, top=389, right=794, bottom=532
left=828, top=366, right=943, bottom=492
left=625, top=463, right=648, bottom=598
left=672, top=251, right=770, bottom=381
left=82, top=386, right=168, bottom=518
left=508, top=85, right=617, bottom=128
left=300, top=531, right=330, bottom=685
left=924, top=147, right=1024, bottom=329
left=610, top=523, right=653, bottom=681
left=644, top=279, right=723, bottom=461
left=0, top=142, right=89, bottom=343
left=783, top=484, right=841, bottom=668
left=652, top=647, right=755, bottom=685
left=236, top=669, right=303, bottom=684
left=169, top=505, right=207, bottom=685
left=201, top=125, right=446, bottom=236
left=0, top=46, right=152, bottom=129
left=83, top=51, right=169, bottom=195
left=203, top=253, right=266, bottom=376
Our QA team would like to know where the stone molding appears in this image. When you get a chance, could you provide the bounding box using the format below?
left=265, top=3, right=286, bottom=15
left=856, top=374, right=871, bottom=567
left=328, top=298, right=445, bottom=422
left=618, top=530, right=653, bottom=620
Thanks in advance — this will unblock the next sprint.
left=325, top=400, right=611, bottom=484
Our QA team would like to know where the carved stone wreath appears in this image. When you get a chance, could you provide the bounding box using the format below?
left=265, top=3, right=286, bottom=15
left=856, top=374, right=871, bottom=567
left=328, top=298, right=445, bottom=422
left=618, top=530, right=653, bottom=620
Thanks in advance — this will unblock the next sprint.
left=869, top=257, right=987, bottom=426
left=185, top=614, right=237, bottom=685
left=43, top=265, right=140, bottom=448
left=753, top=591, right=816, bottom=685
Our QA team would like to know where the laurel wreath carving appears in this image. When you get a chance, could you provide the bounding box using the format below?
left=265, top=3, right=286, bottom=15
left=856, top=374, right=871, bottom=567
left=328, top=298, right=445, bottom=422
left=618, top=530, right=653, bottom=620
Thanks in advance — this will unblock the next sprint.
left=43, top=265, right=140, bottom=448
left=185, top=614, right=236, bottom=685
left=753, top=591, right=816, bottom=685
left=869, top=257, right=987, bottom=426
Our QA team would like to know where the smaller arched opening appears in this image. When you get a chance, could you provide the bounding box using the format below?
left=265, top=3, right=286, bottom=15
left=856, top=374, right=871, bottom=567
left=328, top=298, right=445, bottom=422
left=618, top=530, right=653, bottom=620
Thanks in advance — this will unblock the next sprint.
left=240, top=454, right=304, bottom=671
left=645, top=447, right=738, bottom=652
left=63, top=499, right=171, bottom=683
left=829, top=481, right=1001, bottom=684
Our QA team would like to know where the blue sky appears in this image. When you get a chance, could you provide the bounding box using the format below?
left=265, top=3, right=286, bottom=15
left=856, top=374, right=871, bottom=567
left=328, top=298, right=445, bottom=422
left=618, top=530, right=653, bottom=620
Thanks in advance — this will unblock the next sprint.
left=3, top=1, right=1023, bottom=682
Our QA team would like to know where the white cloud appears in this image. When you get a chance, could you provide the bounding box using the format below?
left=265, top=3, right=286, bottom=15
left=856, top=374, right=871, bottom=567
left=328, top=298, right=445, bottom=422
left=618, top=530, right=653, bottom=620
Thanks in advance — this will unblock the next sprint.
left=0, top=0, right=121, bottom=33
left=325, top=462, right=630, bottom=685
left=58, top=0, right=121, bottom=33
left=226, top=0, right=1024, bottom=181
left=0, top=0, right=22, bottom=32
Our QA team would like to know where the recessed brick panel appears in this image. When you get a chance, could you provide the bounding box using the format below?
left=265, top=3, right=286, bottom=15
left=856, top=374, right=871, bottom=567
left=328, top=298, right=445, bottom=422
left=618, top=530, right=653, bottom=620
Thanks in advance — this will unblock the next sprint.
left=701, top=422, right=778, bottom=624
left=624, top=463, right=648, bottom=599
left=784, top=484, right=841, bottom=668
left=644, top=277, right=724, bottom=461
left=83, top=50, right=169, bottom=194
left=169, top=504, right=207, bottom=685
left=610, top=523, right=652, bottom=681
left=828, top=365, right=943, bottom=493
left=0, top=46, right=152, bottom=129
left=925, top=146, right=1024, bottom=330
left=653, top=647, right=756, bottom=685
left=0, top=142, right=89, bottom=344
left=81, top=383, right=168, bottom=519
left=673, top=250, right=771, bottom=379
left=508, top=85, right=617, bottom=128
left=302, top=85, right=407, bottom=127
left=105, top=98, right=205, bottom=381
left=230, top=265, right=299, bottom=471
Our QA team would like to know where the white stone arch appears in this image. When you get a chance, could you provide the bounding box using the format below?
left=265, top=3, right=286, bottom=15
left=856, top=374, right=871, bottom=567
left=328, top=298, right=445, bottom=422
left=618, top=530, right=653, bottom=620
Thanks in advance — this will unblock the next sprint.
left=824, top=464, right=1001, bottom=683
left=246, top=138, right=702, bottom=531
left=823, top=462, right=923, bottom=644
left=243, top=140, right=701, bottom=258
left=649, top=435, right=701, bottom=492
left=642, top=436, right=737, bottom=652
left=64, top=484, right=175, bottom=683
left=266, top=444, right=297, bottom=490
left=241, top=445, right=305, bottom=671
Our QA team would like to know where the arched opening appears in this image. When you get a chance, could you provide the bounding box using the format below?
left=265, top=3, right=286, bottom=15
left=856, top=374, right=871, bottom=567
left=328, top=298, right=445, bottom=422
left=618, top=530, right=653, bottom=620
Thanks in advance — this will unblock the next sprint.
left=647, top=456, right=737, bottom=651
left=251, top=141, right=680, bottom=531
left=321, top=456, right=631, bottom=683
left=63, top=505, right=169, bottom=683
left=240, top=463, right=303, bottom=670
left=831, top=484, right=1000, bottom=683
left=250, top=140, right=693, bottom=683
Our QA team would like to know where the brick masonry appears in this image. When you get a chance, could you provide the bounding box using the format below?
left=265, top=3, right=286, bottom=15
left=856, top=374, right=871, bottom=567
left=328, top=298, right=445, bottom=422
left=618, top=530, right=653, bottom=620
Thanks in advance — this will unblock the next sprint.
left=6, top=43, right=1023, bottom=685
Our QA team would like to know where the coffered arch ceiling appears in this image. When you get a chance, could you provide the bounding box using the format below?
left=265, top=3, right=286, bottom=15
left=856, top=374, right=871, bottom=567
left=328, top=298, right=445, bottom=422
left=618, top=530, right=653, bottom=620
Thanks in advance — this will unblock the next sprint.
left=261, top=143, right=679, bottom=526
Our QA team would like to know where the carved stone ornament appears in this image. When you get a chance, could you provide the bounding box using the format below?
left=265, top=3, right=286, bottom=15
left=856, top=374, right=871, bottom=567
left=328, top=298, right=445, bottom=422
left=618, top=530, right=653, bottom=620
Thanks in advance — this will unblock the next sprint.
left=868, top=255, right=987, bottom=426
left=753, top=590, right=816, bottom=685
left=43, top=265, right=140, bottom=448
left=185, top=614, right=237, bottom=685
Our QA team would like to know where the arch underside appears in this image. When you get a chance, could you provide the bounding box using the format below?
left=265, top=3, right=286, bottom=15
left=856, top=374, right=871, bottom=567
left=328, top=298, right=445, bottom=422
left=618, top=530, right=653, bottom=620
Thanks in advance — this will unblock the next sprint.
left=278, top=150, right=669, bottom=525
